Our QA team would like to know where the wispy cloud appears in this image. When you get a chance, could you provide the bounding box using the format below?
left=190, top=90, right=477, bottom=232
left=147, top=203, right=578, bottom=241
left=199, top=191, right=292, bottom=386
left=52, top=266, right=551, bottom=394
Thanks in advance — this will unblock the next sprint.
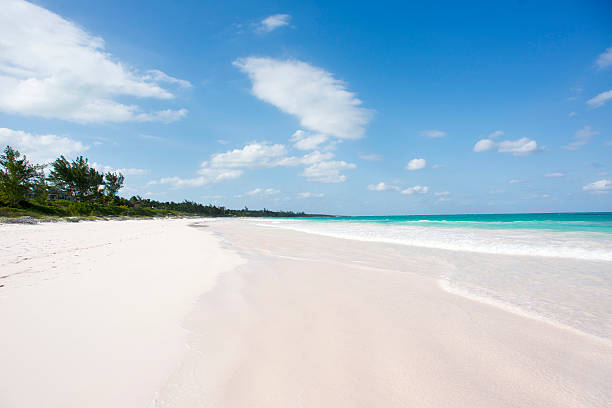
left=562, top=126, right=598, bottom=150
left=497, top=138, right=539, bottom=156
left=258, top=14, right=291, bottom=32
left=360, top=153, right=383, bottom=161
left=406, top=158, right=426, bottom=170
left=367, top=182, right=399, bottom=191
left=0, top=0, right=189, bottom=123
left=91, top=163, right=149, bottom=176
left=508, top=179, right=523, bottom=184
left=300, top=160, right=356, bottom=183
left=595, top=46, right=612, bottom=70
left=544, top=172, right=565, bottom=178
left=420, top=129, right=446, bottom=138
left=401, top=185, right=429, bottom=195
left=298, top=192, right=324, bottom=198
left=583, top=179, right=611, bottom=193
left=234, top=57, right=371, bottom=141
left=291, top=130, right=328, bottom=151
left=235, top=188, right=280, bottom=198
left=0, top=127, right=87, bottom=163
left=587, top=89, right=612, bottom=108
left=473, top=134, right=540, bottom=156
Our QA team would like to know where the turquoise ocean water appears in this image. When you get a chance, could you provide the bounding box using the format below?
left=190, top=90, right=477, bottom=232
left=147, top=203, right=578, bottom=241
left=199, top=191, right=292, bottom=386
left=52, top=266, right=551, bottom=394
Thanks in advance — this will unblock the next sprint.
left=303, top=212, right=612, bottom=233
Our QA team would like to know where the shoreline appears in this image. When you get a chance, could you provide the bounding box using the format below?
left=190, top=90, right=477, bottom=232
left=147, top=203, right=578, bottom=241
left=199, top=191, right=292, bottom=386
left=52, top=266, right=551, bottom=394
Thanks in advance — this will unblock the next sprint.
left=156, top=219, right=611, bottom=407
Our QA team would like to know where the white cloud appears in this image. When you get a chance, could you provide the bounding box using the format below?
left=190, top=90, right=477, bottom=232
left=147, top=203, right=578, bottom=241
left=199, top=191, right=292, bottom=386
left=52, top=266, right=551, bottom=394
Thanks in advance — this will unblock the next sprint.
left=497, top=138, right=539, bottom=156
left=290, top=130, right=328, bottom=150
left=0, top=127, right=87, bottom=163
left=587, top=89, right=612, bottom=108
left=197, top=168, right=244, bottom=181
left=0, top=0, right=189, bottom=123
left=236, top=187, right=280, bottom=198
left=401, top=185, right=429, bottom=195
left=583, top=179, right=611, bottom=193
left=142, top=70, right=192, bottom=88
left=568, top=112, right=576, bottom=117
left=473, top=139, right=495, bottom=152
left=431, top=164, right=444, bottom=169
left=208, top=142, right=290, bottom=168
left=367, top=182, right=399, bottom=192
left=420, top=129, right=445, bottom=138
left=301, top=160, right=356, bottom=183
left=544, top=172, right=565, bottom=178
left=359, top=153, right=383, bottom=161
left=136, top=109, right=188, bottom=124
left=474, top=130, right=539, bottom=156
left=473, top=131, right=504, bottom=152
left=158, top=169, right=244, bottom=188
left=406, top=158, right=426, bottom=170
left=298, top=192, right=324, bottom=198
left=91, top=162, right=149, bottom=176
left=508, top=179, right=523, bottom=184
left=562, top=126, right=598, bottom=150
left=475, top=137, right=539, bottom=156
left=300, top=150, right=335, bottom=164
left=158, top=176, right=207, bottom=188
left=522, top=193, right=550, bottom=200
left=154, top=141, right=345, bottom=188
left=259, top=14, right=291, bottom=32
left=434, top=191, right=450, bottom=196
left=234, top=57, right=371, bottom=140
left=596, top=46, right=612, bottom=69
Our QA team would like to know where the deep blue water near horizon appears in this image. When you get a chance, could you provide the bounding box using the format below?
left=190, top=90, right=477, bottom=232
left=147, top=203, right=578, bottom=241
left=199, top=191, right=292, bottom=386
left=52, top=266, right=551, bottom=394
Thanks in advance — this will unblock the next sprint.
left=300, top=212, right=612, bottom=233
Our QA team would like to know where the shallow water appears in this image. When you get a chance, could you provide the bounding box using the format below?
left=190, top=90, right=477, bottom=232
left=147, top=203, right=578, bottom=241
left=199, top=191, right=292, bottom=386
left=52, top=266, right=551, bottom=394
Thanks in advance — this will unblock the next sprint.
left=256, top=215, right=612, bottom=340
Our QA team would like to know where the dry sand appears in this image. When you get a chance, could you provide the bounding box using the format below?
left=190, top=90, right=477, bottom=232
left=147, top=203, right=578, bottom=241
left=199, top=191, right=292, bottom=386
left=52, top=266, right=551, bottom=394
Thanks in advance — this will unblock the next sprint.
left=1, top=218, right=611, bottom=407
left=0, top=218, right=242, bottom=408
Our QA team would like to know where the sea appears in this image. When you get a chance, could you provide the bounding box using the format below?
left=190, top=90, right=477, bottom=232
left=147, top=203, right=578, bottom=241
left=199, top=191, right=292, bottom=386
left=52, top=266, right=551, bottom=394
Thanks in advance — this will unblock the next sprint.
left=256, top=212, right=612, bottom=340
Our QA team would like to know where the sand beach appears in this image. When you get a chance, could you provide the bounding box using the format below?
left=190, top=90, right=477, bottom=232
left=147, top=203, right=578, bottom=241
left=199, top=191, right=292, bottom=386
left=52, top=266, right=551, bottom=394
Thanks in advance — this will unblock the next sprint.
left=1, top=218, right=610, bottom=407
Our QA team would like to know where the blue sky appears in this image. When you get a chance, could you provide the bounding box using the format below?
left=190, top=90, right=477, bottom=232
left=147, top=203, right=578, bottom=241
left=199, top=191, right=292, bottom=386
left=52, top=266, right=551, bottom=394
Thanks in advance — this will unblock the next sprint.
left=1, top=0, right=611, bottom=215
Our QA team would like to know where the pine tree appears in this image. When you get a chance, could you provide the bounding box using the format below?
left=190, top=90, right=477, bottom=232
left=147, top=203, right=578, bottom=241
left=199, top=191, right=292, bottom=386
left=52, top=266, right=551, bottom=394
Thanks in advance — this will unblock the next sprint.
left=0, top=146, right=40, bottom=206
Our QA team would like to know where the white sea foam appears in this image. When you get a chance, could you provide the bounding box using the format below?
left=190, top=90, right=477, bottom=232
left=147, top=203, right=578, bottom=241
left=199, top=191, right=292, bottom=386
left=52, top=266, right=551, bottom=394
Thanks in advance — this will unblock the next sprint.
left=255, top=219, right=612, bottom=261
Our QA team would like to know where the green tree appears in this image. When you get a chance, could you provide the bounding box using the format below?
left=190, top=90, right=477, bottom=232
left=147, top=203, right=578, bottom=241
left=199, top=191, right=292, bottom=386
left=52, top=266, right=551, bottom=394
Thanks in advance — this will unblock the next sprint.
left=0, top=146, right=40, bottom=206
left=33, top=170, right=49, bottom=203
left=104, top=172, right=124, bottom=200
left=49, top=155, right=104, bottom=202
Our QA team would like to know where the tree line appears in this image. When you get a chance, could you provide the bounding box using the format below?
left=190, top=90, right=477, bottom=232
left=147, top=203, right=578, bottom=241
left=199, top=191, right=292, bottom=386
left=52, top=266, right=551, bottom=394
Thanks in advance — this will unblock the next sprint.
left=0, top=145, right=323, bottom=218
left=0, top=145, right=124, bottom=206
